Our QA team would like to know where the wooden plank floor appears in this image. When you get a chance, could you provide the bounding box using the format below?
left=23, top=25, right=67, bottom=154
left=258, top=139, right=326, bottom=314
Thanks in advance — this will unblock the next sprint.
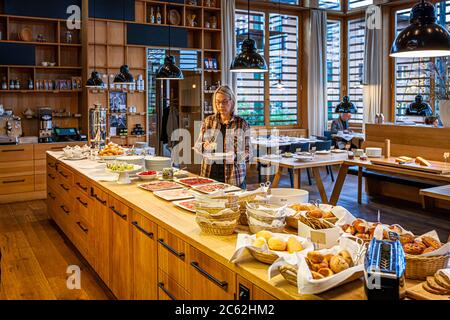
left=0, top=200, right=113, bottom=300
left=0, top=167, right=449, bottom=300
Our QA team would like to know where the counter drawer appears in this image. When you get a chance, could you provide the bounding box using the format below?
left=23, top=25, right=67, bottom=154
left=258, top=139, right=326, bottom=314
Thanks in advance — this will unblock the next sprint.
left=158, top=270, right=191, bottom=300
left=0, top=160, right=34, bottom=178
left=0, top=145, right=33, bottom=162
left=47, top=157, right=57, bottom=175
left=74, top=189, right=94, bottom=226
left=74, top=175, right=90, bottom=195
left=56, top=163, right=73, bottom=186
left=188, top=246, right=236, bottom=300
left=53, top=197, right=74, bottom=238
left=70, top=215, right=95, bottom=267
left=0, top=175, right=34, bottom=195
left=47, top=186, right=58, bottom=222
left=55, top=181, right=72, bottom=202
left=47, top=171, right=58, bottom=190
left=34, top=159, right=46, bottom=176
left=157, top=227, right=189, bottom=289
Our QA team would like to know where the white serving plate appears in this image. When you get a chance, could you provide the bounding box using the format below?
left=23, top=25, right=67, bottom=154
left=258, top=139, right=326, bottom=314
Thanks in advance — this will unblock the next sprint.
left=316, top=150, right=331, bottom=155
left=154, top=188, right=199, bottom=201
left=331, top=149, right=347, bottom=153
left=293, top=155, right=314, bottom=162
left=175, top=177, right=217, bottom=187
left=172, top=199, right=196, bottom=213
left=192, top=183, right=241, bottom=194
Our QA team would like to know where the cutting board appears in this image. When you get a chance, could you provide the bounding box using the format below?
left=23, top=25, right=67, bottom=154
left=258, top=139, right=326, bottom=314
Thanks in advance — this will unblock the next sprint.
left=370, top=158, right=450, bottom=175
left=406, top=282, right=450, bottom=300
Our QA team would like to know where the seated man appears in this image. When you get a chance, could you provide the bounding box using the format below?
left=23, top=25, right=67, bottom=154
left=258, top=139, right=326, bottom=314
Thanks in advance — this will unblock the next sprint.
left=331, top=96, right=358, bottom=149
left=331, top=112, right=352, bottom=134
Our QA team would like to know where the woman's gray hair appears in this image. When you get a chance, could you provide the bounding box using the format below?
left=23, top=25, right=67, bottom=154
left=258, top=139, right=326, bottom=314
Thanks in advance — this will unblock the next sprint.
left=213, top=85, right=237, bottom=115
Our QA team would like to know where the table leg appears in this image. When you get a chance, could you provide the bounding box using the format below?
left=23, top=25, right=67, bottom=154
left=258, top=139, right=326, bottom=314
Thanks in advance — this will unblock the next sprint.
left=272, top=166, right=282, bottom=188
left=329, top=164, right=350, bottom=206
left=293, top=169, right=300, bottom=189
left=357, top=167, right=363, bottom=204
left=312, top=167, right=328, bottom=204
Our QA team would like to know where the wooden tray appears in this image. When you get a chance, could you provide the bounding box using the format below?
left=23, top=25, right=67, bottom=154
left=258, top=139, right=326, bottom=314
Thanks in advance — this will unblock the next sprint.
left=406, top=282, right=450, bottom=300
left=370, top=158, right=450, bottom=175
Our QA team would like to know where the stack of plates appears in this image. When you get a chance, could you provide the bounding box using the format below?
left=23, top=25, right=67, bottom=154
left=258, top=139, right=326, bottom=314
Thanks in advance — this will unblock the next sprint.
left=145, top=156, right=172, bottom=171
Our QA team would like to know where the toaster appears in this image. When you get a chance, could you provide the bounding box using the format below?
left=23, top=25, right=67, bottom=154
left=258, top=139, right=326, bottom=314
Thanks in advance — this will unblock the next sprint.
left=364, top=237, right=406, bottom=300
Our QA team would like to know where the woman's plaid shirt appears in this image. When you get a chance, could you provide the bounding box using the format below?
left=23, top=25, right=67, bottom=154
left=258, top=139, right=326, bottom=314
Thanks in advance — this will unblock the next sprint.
left=194, top=114, right=252, bottom=186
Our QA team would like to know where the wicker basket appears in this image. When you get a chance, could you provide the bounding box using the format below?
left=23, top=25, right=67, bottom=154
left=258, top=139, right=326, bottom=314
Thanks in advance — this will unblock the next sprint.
left=197, top=220, right=238, bottom=236
left=248, top=247, right=279, bottom=265
left=405, top=254, right=449, bottom=280
left=196, top=209, right=240, bottom=222
left=239, top=199, right=269, bottom=226
left=286, top=215, right=300, bottom=229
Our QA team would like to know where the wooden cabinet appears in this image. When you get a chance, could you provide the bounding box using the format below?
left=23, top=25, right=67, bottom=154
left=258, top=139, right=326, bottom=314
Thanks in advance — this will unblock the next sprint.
left=74, top=189, right=94, bottom=226
left=158, top=270, right=191, bottom=300
left=236, top=275, right=277, bottom=300
left=108, top=195, right=132, bottom=300
left=131, top=211, right=158, bottom=300
left=0, top=145, right=33, bottom=162
left=157, top=227, right=189, bottom=289
left=91, top=185, right=110, bottom=286
left=188, top=246, right=236, bottom=300
left=74, top=175, right=89, bottom=195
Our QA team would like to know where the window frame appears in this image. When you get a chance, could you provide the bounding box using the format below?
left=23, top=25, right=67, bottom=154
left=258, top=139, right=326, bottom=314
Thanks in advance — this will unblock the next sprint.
left=235, top=2, right=303, bottom=129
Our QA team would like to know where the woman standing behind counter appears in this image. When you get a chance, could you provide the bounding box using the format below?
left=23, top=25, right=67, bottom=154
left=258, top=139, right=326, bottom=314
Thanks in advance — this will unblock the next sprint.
left=194, top=85, right=251, bottom=189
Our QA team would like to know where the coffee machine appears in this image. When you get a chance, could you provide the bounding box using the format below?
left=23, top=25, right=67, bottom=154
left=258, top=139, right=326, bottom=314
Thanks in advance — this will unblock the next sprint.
left=0, top=114, right=22, bottom=145
left=38, top=107, right=54, bottom=143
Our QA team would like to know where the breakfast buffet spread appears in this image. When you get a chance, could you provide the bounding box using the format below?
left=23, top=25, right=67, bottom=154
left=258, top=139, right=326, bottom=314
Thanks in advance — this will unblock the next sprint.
left=46, top=146, right=450, bottom=300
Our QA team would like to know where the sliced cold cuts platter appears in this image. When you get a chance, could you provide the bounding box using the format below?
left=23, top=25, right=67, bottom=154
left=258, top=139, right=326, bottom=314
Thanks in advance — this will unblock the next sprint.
left=175, top=177, right=216, bottom=187
left=173, top=199, right=196, bottom=213
left=138, top=180, right=183, bottom=192
left=191, top=183, right=241, bottom=194
left=153, top=188, right=199, bottom=201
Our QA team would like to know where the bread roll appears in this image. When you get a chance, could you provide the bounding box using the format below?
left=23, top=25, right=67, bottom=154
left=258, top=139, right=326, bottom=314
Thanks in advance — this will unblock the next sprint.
left=352, top=219, right=368, bottom=233
left=338, top=250, right=354, bottom=267
left=268, top=237, right=287, bottom=251
left=252, top=237, right=267, bottom=248
left=330, top=255, right=350, bottom=274
left=317, top=268, right=334, bottom=278
left=286, top=237, right=303, bottom=254
left=307, top=251, right=324, bottom=264
left=308, top=209, right=323, bottom=219
left=256, top=230, right=273, bottom=242
left=311, top=271, right=324, bottom=280
left=323, top=254, right=335, bottom=265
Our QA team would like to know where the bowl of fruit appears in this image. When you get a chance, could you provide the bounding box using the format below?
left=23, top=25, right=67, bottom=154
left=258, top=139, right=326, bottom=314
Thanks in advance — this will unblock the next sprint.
left=137, top=170, right=159, bottom=181
left=106, top=162, right=142, bottom=184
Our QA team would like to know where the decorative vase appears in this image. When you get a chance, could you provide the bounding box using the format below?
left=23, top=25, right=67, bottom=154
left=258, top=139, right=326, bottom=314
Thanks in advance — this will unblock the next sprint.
left=439, top=99, right=450, bottom=127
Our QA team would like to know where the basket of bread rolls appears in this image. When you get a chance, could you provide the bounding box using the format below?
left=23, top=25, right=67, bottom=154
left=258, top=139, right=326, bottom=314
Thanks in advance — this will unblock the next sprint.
left=340, top=218, right=380, bottom=242
left=229, top=231, right=313, bottom=265
left=287, top=203, right=338, bottom=229
left=269, top=237, right=366, bottom=294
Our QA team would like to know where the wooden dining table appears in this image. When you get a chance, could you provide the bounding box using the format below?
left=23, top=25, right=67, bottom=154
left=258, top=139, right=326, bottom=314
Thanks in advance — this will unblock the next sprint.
left=256, top=152, right=348, bottom=203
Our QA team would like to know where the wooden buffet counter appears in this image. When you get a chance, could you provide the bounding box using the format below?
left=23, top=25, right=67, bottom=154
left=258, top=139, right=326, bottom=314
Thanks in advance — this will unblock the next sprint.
left=45, top=151, right=373, bottom=300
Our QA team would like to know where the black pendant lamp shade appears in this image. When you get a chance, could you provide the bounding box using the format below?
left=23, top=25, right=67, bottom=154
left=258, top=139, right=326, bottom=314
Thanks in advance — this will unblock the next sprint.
left=335, top=96, right=357, bottom=114
left=230, top=0, right=268, bottom=73
left=405, top=94, right=433, bottom=116
left=390, top=1, right=450, bottom=58
left=86, top=71, right=104, bottom=87
left=114, top=65, right=134, bottom=84
left=156, top=56, right=184, bottom=80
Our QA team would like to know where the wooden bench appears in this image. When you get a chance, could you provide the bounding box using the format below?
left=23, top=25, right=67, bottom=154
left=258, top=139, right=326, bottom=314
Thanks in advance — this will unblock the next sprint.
left=420, top=185, right=450, bottom=210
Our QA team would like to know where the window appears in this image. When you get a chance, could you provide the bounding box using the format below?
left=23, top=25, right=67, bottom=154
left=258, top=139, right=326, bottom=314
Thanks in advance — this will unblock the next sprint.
left=235, top=9, right=300, bottom=127
left=326, top=20, right=341, bottom=121
left=319, top=0, right=340, bottom=10
left=394, top=8, right=431, bottom=117
left=435, top=1, right=450, bottom=114
left=348, top=0, right=373, bottom=10
left=347, top=18, right=365, bottom=122
left=235, top=11, right=266, bottom=126
left=269, top=13, right=299, bottom=126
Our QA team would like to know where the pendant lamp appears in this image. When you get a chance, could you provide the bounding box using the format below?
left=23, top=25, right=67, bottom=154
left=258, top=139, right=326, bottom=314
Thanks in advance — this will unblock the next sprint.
left=230, top=0, right=268, bottom=73
left=334, top=96, right=357, bottom=114
left=156, top=20, right=183, bottom=80
left=114, top=0, right=134, bottom=84
left=390, top=0, right=450, bottom=58
left=86, top=0, right=105, bottom=88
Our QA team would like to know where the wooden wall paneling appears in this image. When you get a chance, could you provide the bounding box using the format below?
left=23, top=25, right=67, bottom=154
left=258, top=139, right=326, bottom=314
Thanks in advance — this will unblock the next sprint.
left=108, top=46, right=125, bottom=68
left=127, top=47, right=146, bottom=69
left=60, top=46, right=81, bottom=67
left=107, top=21, right=125, bottom=46
left=35, top=174, right=46, bottom=191
left=8, top=18, right=58, bottom=43
left=0, top=160, right=34, bottom=178
left=88, top=44, right=107, bottom=68
left=88, top=19, right=107, bottom=44
left=135, top=1, right=146, bottom=24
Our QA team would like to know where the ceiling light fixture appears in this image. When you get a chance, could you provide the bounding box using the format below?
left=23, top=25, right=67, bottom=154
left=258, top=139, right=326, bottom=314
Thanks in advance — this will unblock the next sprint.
left=156, top=18, right=183, bottom=80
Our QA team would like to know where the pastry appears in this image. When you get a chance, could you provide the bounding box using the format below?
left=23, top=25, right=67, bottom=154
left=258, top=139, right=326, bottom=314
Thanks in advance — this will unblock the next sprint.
left=256, top=230, right=273, bottom=242
left=322, top=211, right=335, bottom=219
left=389, top=225, right=403, bottom=235
left=422, top=236, right=442, bottom=249
left=422, top=247, right=436, bottom=254
left=414, top=239, right=427, bottom=251
left=395, top=156, right=413, bottom=163
left=356, top=233, right=370, bottom=241
left=344, top=225, right=356, bottom=235
left=308, top=209, right=323, bottom=219
left=323, top=254, right=335, bottom=265
left=368, top=226, right=376, bottom=239
left=307, top=251, right=324, bottom=264
left=341, top=224, right=351, bottom=232
left=403, top=243, right=425, bottom=255
left=290, top=203, right=315, bottom=211
left=330, top=255, right=350, bottom=274
left=400, top=234, right=415, bottom=245
left=426, top=276, right=450, bottom=294
left=310, top=263, right=321, bottom=272
left=423, top=282, right=445, bottom=295
left=338, top=250, right=354, bottom=267
left=252, top=237, right=267, bottom=249
left=286, top=237, right=303, bottom=254
left=435, top=273, right=450, bottom=290
left=415, top=156, right=431, bottom=167
left=353, top=219, right=368, bottom=233
left=311, top=271, right=324, bottom=280
left=268, top=237, right=287, bottom=251
left=317, top=268, right=334, bottom=278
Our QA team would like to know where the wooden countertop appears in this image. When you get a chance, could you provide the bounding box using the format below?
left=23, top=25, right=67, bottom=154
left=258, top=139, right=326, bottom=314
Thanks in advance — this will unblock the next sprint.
left=47, top=152, right=420, bottom=300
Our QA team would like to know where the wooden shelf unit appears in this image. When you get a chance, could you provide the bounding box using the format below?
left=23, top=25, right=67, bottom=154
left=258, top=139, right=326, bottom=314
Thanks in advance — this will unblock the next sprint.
left=0, top=14, right=83, bottom=138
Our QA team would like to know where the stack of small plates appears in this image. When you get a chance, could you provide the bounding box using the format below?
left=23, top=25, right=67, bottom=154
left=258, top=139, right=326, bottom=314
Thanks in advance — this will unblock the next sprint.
left=145, top=156, right=172, bottom=171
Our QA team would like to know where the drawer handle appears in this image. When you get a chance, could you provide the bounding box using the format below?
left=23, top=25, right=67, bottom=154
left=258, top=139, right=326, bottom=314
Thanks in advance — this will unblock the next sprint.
left=60, top=205, right=70, bottom=215
left=76, top=221, right=89, bottom=233
left=60, top=184, right=70, bottom=191
left=50, top=147, right=63, bottom=150
left=76, top=182, right=88, bottom=191
left=93, top=193, right=107, bottom=205
left=109, top=206, right=127, bottom=220
left=48, top=163, right=56, bottom=168
left=59, top=171, right=69, bottom=178
left=158, top=282, right=177, bottom=300
left=3, top=179, right=25, bottom=184
left=132, top=221, right=154, bottom=239
left=157, top=239, right=185, bottom=260
left=76, top=197, right=88, bottom=207
left=48, top=173, right=55, bottom=180
left=190, top=261, right=228, bottom=291
left=2, top=149, right=25, bottom=153
left=48, top=192, right=56, bottom=200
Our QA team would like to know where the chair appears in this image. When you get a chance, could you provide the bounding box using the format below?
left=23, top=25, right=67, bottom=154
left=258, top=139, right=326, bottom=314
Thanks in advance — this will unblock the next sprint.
left=314, top=140, right=334, bottom=182
left=288, top=143, right=312, bottom=187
